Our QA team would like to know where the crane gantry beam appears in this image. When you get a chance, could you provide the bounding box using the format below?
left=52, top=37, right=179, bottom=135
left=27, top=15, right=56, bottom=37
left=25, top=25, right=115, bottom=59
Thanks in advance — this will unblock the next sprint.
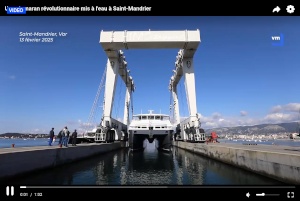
left=100, top=30, right=200, bottom=51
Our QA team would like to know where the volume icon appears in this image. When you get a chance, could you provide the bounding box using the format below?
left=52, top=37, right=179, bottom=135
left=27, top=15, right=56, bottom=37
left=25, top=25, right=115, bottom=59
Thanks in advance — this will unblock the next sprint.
left=6, top=186, right=14, bottom=196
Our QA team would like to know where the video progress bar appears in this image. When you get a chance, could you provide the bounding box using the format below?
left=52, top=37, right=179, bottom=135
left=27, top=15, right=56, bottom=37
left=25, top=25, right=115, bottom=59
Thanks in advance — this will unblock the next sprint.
left=20, top=186, right=167, bottom=189
left=20, top=185, right=296, bottom=189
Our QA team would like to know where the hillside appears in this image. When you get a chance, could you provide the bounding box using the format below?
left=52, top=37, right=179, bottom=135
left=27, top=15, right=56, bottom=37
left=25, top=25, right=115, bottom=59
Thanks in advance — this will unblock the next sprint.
left=0, top=133, right=47, bottom=138
left=204, top=122, right=299, bottom=135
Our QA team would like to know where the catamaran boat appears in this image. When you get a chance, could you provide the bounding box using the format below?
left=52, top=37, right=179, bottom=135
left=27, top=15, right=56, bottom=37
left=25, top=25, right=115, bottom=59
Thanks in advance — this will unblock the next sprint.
left=128, top=110, right=174, bottom=151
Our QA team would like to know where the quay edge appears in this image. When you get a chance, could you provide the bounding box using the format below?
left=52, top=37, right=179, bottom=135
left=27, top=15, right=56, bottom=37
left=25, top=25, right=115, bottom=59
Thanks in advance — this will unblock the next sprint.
left=172, top=141, right=300, bottom=185
left=0, top=142, right=126, bottom=181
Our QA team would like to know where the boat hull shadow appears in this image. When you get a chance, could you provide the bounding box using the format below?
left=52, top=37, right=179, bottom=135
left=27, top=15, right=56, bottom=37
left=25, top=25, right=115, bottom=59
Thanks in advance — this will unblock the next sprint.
left=129, top=133, right=172, bottom=152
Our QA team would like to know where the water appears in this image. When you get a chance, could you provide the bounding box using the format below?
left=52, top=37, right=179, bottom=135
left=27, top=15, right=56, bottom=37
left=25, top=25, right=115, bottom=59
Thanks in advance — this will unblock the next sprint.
left=218, top=138, right=300, bottom=147
left=1, top=138, right=300, bottom=148
left=6, top=142, right=286, bottom=185
left=0, top=138, right=52, bottom=148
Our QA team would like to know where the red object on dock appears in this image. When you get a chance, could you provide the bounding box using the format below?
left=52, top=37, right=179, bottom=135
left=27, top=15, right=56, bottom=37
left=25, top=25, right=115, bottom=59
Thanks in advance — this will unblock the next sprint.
left=211, top=132, right=217, bottom=139
left=207, top=132, right=218, bottom=143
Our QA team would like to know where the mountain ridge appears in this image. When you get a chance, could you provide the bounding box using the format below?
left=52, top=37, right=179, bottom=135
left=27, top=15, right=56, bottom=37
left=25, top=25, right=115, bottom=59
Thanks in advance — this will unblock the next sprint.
left=0, top=133, right=47, bottom=138
left=204, top=122, right=299, bottom=135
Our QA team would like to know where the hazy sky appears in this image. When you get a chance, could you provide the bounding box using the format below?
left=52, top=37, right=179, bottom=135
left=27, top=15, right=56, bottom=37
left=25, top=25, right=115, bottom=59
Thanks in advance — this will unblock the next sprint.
left=1, top=16, right=300, bottom=134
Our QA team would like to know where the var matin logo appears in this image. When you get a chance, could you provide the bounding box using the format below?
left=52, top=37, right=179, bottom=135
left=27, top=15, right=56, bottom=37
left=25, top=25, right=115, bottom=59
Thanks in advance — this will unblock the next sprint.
left=5, top=6, right=26, bottom=14
left=271, top=33, right=284, bottom=46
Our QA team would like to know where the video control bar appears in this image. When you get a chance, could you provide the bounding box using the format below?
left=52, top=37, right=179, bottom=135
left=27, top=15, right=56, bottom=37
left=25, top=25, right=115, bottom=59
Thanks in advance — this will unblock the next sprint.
left=1, top=185, right=298, bottom=200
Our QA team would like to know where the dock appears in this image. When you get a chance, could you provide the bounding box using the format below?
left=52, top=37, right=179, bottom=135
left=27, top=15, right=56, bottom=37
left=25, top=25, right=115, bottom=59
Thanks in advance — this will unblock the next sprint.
left=0, top=142, right=124, bottom=181
left=172, top=141, right=300, bottom=184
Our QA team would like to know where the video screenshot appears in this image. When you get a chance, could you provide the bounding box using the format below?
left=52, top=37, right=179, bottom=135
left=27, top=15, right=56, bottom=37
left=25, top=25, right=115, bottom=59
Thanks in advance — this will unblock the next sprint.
left=0, top=1, right=299, bottom=200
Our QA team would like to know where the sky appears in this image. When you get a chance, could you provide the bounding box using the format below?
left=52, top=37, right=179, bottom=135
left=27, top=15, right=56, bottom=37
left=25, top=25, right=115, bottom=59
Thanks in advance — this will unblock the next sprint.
left=1, top=16, right=300, bottom=134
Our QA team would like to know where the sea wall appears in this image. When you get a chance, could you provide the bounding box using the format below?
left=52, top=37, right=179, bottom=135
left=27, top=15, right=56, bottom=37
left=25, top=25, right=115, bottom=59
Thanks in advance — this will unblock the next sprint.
left=0, top=142, right=123, bottom=181
left=172, top=141, right=300, bottom=184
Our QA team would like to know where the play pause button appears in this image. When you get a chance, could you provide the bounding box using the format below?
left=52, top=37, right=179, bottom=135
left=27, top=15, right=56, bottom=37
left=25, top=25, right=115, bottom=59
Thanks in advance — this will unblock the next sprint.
left=6, top=186, right=14, bottom=196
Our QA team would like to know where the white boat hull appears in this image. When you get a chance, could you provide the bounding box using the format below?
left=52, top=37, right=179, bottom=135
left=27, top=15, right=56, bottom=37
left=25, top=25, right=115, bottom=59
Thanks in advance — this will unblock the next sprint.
left=129, top=129, right=172, bottom=135
left=128, top=111, right=174, bottom=151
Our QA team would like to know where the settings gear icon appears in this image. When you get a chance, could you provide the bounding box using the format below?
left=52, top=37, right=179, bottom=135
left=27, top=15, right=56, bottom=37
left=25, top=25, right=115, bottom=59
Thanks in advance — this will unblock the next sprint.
left=286, top=5, right=295, bottom=14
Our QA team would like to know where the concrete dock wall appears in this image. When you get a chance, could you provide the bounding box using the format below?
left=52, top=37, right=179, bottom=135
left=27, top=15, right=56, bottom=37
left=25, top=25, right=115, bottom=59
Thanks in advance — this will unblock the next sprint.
left=0, top=142, right=123, bottom=181
left=173, top=141, right=300, bottom=184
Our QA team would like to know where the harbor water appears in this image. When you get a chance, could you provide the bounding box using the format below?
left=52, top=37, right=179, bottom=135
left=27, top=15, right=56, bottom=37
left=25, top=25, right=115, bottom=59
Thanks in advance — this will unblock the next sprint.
left=0, top=138, right=53, bottom=148
left=3, top=139, right=291, bottom=185
left=1, top=138, right=300, bottom=148
left=218, top=138, right=300, bottom=147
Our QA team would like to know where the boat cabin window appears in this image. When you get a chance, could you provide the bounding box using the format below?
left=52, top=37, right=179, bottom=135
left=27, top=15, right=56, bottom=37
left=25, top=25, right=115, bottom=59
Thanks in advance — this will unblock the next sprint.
left=133, top=116, right=140, bottom=120
left=163, top=116, right=170, bottom=120
left=141, top=116, right=147, bottom=120
left=155, top=116, right=161, bottom=120
left=148, top=116, right=154, bottom=120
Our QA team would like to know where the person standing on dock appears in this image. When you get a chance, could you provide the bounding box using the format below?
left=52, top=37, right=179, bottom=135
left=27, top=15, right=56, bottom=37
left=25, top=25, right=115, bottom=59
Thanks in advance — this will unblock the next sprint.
left=49, top=128, right=55, bottom=146
left=71, top=129, right=77, bottom=146
left=62, top=126, right=69, bottom=147
left=66, top=130, right=70, bottom=146
left=57, top=129, right=63, bottom=146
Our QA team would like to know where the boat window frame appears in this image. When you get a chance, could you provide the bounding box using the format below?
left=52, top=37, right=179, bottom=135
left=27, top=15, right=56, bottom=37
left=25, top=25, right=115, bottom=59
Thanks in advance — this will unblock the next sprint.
left=162, top=116, right=170, bottom=120
left=133, top=116, right=140, bottom=120
left=155, top=116, right=161, bottom=120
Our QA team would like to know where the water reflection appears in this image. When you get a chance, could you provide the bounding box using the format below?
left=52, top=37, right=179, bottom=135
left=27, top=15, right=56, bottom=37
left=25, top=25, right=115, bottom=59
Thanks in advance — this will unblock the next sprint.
left=7, top=143, right=284, bottom=185
left=173, top=146, right=206, bottom=185
left=124, top=142, right=175, bottom=185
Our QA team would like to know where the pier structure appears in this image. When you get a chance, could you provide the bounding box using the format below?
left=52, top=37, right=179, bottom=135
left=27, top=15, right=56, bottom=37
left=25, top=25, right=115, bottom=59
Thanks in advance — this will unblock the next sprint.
left=172, top=141, right=300, bottom=185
